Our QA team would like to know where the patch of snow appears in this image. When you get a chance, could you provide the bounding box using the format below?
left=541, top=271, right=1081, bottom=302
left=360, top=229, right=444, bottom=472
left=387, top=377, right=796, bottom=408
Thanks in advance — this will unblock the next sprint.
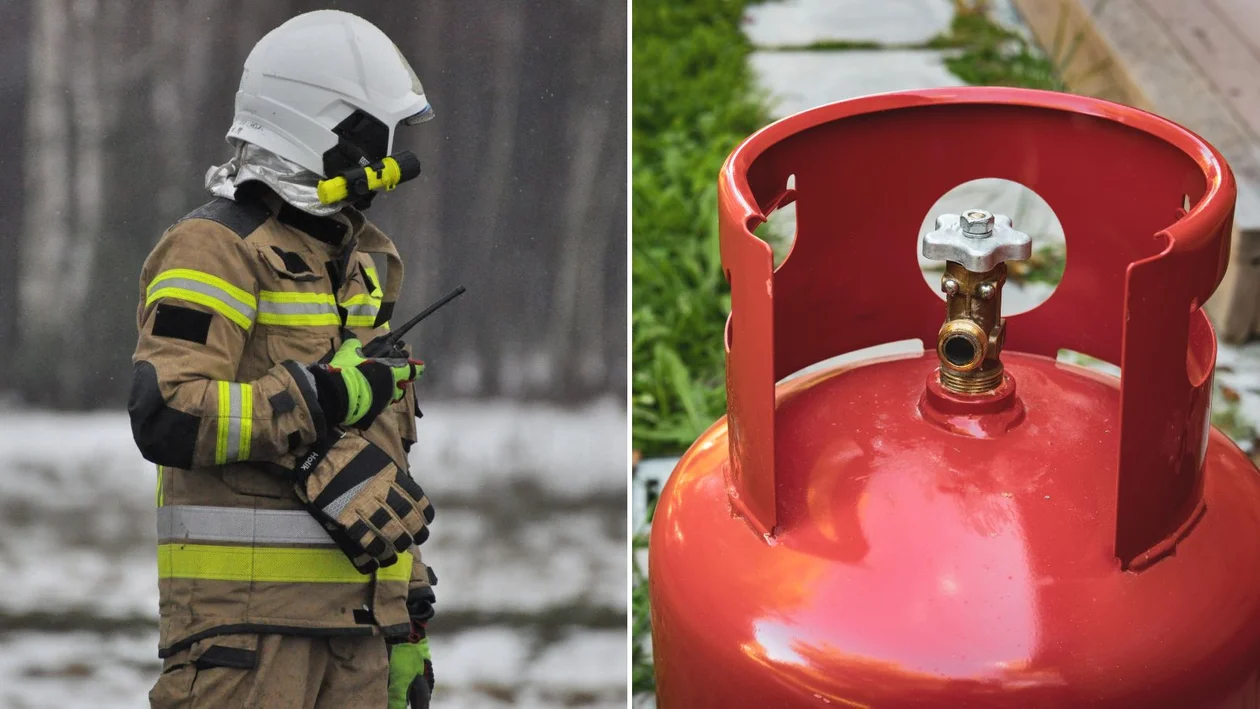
left=0, top=401, right=629, bottom=706
left=425, top=510, right=626, bottom=613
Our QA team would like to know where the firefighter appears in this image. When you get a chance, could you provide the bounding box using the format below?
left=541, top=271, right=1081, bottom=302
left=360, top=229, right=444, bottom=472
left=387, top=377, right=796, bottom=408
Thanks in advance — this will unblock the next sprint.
left=131, top=10, right=437, bottom=708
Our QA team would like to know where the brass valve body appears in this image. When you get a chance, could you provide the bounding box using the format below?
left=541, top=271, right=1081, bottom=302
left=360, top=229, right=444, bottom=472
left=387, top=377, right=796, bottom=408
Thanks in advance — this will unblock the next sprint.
left=937, top=262, right=1007, bottom=393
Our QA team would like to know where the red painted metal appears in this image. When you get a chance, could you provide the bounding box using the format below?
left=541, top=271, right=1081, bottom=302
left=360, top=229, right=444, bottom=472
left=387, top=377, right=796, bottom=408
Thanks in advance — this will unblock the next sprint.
left=649, top=88, right=1260, bottom=707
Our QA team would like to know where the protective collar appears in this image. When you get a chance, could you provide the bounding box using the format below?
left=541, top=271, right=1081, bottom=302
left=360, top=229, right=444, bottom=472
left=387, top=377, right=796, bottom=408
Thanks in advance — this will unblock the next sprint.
left=205, top=142, right=344, bottom=217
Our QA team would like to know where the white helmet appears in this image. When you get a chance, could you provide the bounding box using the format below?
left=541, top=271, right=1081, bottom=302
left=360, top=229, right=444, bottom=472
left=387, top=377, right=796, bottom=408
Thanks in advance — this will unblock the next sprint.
left=227, top=10, right=433, bottom=178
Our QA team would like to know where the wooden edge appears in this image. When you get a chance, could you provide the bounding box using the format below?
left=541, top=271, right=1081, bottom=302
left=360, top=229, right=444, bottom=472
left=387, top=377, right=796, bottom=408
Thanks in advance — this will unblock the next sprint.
left=1010, top=0, right=1150, bottom=109
left=1012, top=0, right=1259, bottom=342
left=1208, top=226, right=1260, bottom=343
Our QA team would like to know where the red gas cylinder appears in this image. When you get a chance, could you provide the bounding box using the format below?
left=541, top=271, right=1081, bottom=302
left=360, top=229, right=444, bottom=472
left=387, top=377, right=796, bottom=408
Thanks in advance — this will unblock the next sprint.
left=648, top=87, right=1260, bottom=708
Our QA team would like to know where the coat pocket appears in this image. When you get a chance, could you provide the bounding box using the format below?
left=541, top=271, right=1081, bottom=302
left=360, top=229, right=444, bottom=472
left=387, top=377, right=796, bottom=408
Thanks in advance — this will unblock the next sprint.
left=257, top=244, right=322, bottom=283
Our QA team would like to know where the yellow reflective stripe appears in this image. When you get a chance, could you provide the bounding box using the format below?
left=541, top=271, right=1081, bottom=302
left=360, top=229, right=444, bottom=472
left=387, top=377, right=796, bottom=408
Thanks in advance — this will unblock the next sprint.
left=157, top=544, right=413, bottom=583
left=340, top=293, right=378, bottom=307
left=259, top=291, right=336, bottom=304
left=256, top=312, right=341, bottom=326
left=257, top=290, right=340, bottom=327
left=146, top=269, right=256, bottom=331
left=214, top=382, right=251, bottom=463
left=150, top=268, right=256, bottom=307
left=215, top=381, right=230, bottom=465
left=156, top=465, right=165, bottom=507
left=239, top=384, right=253, bottom=460
left=146, top=287, right=253, bottom=330
left=341, top=292, right=382, bottom=330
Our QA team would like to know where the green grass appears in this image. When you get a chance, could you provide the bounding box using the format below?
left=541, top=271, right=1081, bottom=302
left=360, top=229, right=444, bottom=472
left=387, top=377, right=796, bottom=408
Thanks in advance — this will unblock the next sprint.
left=926, top=1, right=1063, bottom=90
left=631, top=531, right=653, bottom=694
left=632, top=0, right=768, bottom=695
left=1213, top=386, right=1257, bottom=445
left=759, top=38, right=885, bottom=51
left=632, top=0, right=770, bottom=458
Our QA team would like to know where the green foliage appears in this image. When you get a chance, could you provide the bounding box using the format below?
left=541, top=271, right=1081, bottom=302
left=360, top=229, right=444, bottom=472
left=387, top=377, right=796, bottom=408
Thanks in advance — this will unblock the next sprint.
left=1007, top=244, right=1067, bottom=286
left=631, top=532, right=654, bottom=694
left=929, top=7, right=1064, bottom=90
left=632, top=0, right=769, bottom=694
left=761, top=38, right=885, bottom=51
left=632, top=0, right=769, bottom=457
left=1213, top=387, right=1257, bottom=445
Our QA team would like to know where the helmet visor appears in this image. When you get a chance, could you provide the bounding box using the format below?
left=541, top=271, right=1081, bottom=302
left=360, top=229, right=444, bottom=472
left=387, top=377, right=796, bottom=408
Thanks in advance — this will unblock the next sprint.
left=403, top=103, right=435, bottom=125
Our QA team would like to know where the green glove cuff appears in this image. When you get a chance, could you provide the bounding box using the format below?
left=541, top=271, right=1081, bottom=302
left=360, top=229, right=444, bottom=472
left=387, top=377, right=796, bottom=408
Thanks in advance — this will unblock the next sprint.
left=388, top=639, right=431, bottom=709
left=326, top=339, right=421, bottom=425
left=338, top=366, right=374, bottom=425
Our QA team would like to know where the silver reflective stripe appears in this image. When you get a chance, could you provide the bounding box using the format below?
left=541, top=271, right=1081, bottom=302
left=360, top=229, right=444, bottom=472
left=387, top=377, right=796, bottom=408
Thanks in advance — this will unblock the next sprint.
left=324, top=477, right=372, bottom=520
left=153, top=277, right=256, bottom=320
left=225, top=384, right=242, bottom=461
left=156, top=505, right=335, bottom=545
left=257, top=300, right=337, bottom=316
left=344, top=302, right=379, bottom=318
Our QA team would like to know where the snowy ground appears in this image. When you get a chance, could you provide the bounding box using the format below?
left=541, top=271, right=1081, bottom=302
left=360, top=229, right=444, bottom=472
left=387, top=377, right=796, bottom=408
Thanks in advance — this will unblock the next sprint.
left=0, top=399, right=628, bottom=709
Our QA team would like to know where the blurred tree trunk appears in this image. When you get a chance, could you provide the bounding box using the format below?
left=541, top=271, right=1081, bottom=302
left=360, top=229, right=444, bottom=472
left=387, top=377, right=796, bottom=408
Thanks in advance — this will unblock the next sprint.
left=17, top=0, right=72, bottom=405
left=0, top=1, right=32, bottom=373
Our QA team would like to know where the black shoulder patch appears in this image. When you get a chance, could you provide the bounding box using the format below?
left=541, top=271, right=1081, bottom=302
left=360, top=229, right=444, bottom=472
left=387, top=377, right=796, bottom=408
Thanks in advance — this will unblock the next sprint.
left=179, top=197, right=271, bottom=239
left=151, top=303, right=212, bottom=345
left=128, top=361, right=199, bottom=468
left=269, top=246, right=314, bottom=274
left=278, top=203, right=348, bottom=245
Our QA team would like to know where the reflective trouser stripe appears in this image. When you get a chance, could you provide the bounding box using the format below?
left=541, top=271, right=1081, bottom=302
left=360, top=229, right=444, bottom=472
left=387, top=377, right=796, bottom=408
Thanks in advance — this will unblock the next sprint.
left=214, top=382, right=253, bottom=464
left=257, top=291, right=340, bottom=326
left=146, top=269, right=257, bottom=330
left=157, top=505, right=333, bottom=545
left=157, top=544, right=412, bottom=583
left=156, top=465, right=165, bottom=507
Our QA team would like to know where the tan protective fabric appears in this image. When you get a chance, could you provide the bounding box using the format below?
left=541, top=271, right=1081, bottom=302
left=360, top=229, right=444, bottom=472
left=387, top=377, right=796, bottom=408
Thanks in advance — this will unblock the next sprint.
left=295, top=431, right=434, bottom=572
left=136, top=198, right=431, bottom=656
left=133, top=218, right=326, bottom=467
left=148, top=633, right=387, bottom=709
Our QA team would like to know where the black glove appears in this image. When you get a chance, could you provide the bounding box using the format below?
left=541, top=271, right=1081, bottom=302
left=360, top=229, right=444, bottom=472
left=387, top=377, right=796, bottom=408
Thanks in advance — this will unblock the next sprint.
left=291, top=433, right=434, bottom=573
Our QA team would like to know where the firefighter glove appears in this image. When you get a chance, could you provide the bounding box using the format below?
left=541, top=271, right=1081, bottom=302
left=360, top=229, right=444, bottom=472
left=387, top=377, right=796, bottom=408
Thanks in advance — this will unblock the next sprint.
left=388, top=636, right=432, bottom=709
left=307, top=338, right=424, bottom=429
left=293, top=433, right=434, bottom=573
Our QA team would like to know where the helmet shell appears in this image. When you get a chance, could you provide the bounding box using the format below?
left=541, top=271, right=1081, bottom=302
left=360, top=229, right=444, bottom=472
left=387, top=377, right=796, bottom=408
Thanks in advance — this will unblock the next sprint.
left=229, top=10, right=432, bottom=175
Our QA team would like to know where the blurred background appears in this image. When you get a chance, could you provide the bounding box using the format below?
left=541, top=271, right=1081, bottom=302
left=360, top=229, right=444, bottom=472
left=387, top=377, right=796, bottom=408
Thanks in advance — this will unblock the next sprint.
left=0, top=1, right=627, bottom=707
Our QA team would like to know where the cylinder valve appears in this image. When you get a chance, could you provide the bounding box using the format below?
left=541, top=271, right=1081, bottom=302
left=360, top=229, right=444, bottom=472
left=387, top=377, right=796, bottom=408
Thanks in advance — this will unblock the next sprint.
left=922, top=209, right=1031, bottom=393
